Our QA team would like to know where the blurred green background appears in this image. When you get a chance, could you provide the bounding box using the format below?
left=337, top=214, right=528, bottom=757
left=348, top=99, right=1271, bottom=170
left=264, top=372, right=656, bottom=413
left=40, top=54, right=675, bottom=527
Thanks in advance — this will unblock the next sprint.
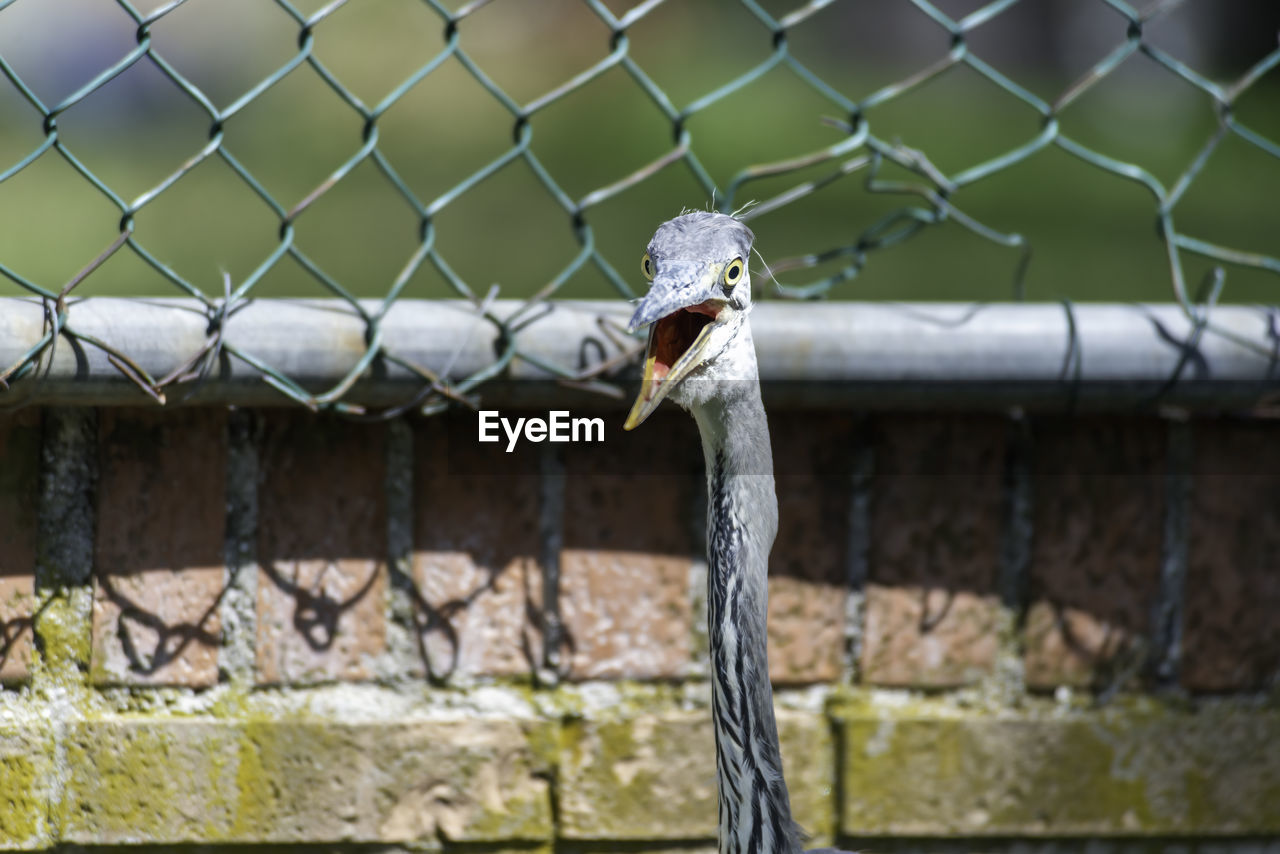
left=0, top=0, right=1277, bottom=305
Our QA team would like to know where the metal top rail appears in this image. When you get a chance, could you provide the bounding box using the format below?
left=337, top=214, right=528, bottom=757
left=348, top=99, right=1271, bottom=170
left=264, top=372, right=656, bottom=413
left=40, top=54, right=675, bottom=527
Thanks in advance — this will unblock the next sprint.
left=1, top=1, right=1278, bottom=416
left=2, top=297, right=1275, bottom=413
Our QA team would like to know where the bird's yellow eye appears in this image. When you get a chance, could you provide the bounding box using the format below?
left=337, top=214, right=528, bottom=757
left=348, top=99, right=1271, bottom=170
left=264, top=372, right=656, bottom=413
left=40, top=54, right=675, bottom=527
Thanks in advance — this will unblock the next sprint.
left=723, top=257, right=744, bottom=290
left=641, top=253, right=654, bottom=281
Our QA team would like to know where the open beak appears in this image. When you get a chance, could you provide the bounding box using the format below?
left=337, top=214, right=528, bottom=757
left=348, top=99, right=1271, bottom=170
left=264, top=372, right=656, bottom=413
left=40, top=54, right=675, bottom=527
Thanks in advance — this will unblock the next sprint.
left=624, top=300, right=722, bottom=430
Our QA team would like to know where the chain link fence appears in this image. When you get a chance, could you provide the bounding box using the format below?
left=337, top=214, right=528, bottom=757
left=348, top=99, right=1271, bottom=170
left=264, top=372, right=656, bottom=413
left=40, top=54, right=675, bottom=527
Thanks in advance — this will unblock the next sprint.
left=0, top=0, right=1277, bottom=414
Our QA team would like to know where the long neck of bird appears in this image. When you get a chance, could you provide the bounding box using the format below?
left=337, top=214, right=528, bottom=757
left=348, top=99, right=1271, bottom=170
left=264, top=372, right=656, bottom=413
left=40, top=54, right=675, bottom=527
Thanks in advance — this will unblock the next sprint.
left=691, top=335, right=800, bottom=854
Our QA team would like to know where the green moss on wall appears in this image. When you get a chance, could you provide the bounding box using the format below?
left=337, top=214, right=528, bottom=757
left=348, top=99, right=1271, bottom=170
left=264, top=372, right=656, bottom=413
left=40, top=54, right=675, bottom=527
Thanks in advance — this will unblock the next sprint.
left=0, top=752, right=43, bottom=844
left=34, top=590, right=92, bottom=678
left=836, top=701, right=1280, bottom=836
left=61, top=722, right=181, bottom=837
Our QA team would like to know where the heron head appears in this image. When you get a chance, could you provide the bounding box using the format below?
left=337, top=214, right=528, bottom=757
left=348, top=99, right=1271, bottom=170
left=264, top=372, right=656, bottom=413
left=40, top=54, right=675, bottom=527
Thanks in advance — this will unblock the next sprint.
left=623, top=211, right=756, bottom=430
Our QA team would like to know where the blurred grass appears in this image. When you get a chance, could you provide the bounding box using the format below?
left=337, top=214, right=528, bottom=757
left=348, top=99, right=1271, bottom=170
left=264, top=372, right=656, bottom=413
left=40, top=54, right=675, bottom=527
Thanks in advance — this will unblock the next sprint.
left=0, top=0, right=1276, bottom=305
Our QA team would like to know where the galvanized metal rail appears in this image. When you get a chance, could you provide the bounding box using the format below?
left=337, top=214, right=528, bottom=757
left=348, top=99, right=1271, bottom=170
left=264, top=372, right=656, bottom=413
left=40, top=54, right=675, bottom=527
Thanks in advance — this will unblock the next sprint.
left=1, top=298, right=1276, bottom=412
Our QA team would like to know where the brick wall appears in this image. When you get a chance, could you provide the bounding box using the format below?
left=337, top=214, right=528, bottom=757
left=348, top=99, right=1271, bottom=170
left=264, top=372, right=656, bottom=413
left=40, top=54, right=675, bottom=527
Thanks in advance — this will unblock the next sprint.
left=1, top=406, right=1278, bottom=852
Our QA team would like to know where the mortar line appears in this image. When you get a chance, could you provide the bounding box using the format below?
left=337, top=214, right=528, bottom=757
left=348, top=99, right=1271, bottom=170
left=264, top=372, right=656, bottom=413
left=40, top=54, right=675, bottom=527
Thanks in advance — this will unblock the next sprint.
left=382, top=415, right=419, bottom=681
left=33, top=407, right=98, bottom=845
left=219, top=408, right=261, bottom=689
left=34, top=408, right=98, bottom=594
left=842, top=415, right=873, bottom=685
left=995, top=410, right=1033, bottom=699
left=538, top=443, right=566, bottom=685
left=1151, top=416, right=1191, bottom=690
left=999, top=411, right=1033, bottom=612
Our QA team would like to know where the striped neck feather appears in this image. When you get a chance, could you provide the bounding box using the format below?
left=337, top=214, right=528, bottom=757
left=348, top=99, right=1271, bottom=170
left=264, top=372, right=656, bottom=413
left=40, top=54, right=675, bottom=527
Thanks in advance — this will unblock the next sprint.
left=695, top=385, right=800, bottom=854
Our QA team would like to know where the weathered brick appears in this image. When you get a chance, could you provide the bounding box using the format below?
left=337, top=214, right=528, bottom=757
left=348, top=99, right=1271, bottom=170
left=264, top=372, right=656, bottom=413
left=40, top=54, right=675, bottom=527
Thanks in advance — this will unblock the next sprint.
left=558, top=709, right=832, bottom=843
left=1184, top=419, right=1280, bottom=692
left=257, top=413, right=387, bottom=684
left=862, top=415, right=1005, bottom=686
left=560, top=413, right=698, bottom=679
left=0, top=410, right=40, bottom=683
left=768, top=413, right=852, bottom=684
left=412, top=414, right=542, bottom=679
left=0, top=719, right=54, bottom=849
left=369, top=718, right=553, bottom=843
left=838, top=709, right=1280, bottom=836
left=58, top=716, right=552, bottom=844
left=1024, top=418, right=1165, bottom=690
left=92, top=409, right=226, bottom=686
left=559, top=713, right=713, bottom=839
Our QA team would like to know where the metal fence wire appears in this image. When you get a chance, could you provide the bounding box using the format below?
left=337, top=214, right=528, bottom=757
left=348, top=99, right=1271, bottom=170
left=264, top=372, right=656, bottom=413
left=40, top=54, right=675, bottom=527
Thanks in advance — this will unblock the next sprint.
left=0, top=0, right=1278, bottom=414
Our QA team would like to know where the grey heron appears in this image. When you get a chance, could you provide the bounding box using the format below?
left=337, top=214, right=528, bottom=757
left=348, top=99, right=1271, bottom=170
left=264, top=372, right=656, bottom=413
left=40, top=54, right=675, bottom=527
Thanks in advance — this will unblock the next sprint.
left=624, top=211, right=851, bottom=854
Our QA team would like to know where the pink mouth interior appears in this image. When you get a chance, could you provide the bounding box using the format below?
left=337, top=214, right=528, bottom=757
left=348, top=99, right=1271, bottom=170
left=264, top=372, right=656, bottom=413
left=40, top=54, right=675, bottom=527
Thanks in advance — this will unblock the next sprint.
left=646, top=301, right=720, bottom=398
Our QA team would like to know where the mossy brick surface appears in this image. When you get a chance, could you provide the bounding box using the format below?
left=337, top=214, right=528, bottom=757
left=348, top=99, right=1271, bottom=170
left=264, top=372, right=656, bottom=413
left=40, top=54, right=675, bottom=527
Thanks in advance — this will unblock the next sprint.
left=558, top=710, right=833, bottom=843
left=366, top=719, right=555, bottom=843
left=780, top=709, right=838, bottom=847
left=58, top=716, right=553, bottom=845
left=8, top=704, right=1280, bottom=847
left=0, top=722, right=54, bottom=849
left=60, top=718, right=240, bottom=843
left=837, top=708, right=1280, bottom=836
